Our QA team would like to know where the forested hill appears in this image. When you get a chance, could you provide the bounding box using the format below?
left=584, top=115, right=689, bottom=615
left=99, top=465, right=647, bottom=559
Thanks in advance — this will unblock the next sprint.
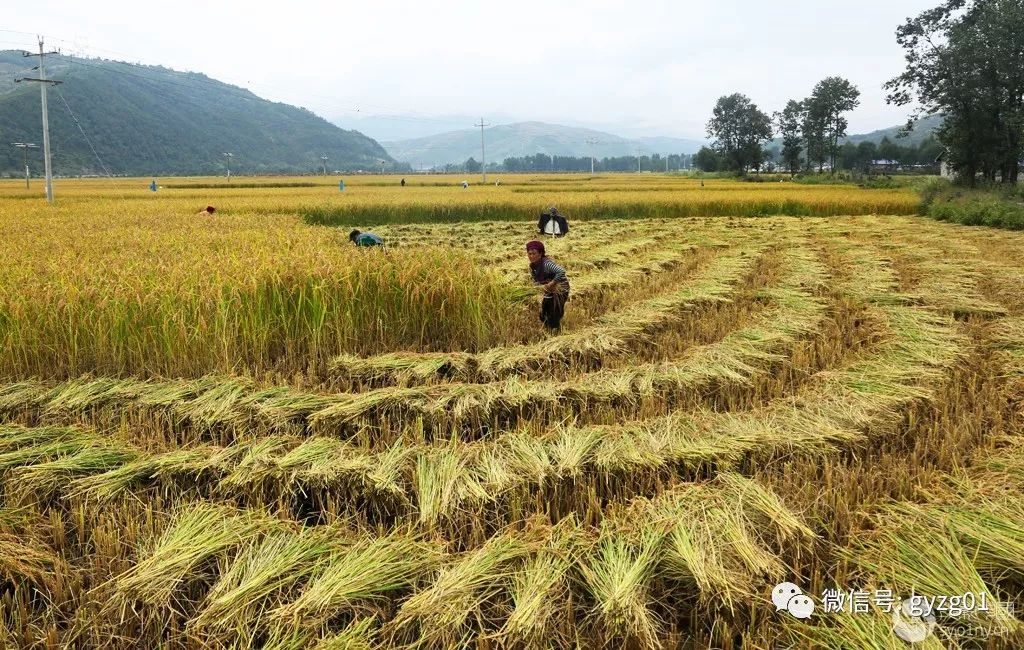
left=0, top=51, right=393, bottom=176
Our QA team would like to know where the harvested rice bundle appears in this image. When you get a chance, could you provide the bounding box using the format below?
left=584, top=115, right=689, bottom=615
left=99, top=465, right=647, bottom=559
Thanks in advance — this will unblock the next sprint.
left=194, top=525, right=350, bottom=634
left=277, top=532, right=441, bottom=626
left=112, top=502, right=273, bottom=609
left=578, top=524, right=665, bottom=648
left=631, top=474, right=812, bottom=609
left=847, top=502, right=1017, bottom=630
left=387, top=530, right=535, bottom=646
left=69, top=445, right=231, bottom=501
left=499, top=518, right=585, bottom=646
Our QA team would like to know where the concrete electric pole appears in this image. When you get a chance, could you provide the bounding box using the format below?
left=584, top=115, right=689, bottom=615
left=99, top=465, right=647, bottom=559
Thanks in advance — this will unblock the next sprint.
left=321, top=155, right=329, bottom=176
left=473, top=118, right=490, bottom=184
left=585, top=138, right=601, bottom=174
left=223, top=152, right=233, bottom=181
left=11, top=142, right=38, bottom=189
left=16, top=37, right=61, bottom=203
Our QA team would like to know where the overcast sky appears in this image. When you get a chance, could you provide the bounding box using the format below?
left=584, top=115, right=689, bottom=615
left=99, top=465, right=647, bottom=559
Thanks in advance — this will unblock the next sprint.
left=4, top=0, right=937, bottom=140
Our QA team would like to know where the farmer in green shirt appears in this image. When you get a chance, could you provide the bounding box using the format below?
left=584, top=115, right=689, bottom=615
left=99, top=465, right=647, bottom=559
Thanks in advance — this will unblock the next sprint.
left=349, top=229, right=384, bottom=247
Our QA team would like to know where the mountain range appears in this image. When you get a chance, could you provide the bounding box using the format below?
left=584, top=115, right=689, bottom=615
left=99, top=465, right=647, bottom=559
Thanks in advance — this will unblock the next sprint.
left=378, top=117, right=943, bottom=168
left=0, top=51, right=392, bottom=176
left=380, top=122, right=706, bottom=169
left=1, top=50, right=940, bottom=177
left=843, top=114, right=942, bottom=146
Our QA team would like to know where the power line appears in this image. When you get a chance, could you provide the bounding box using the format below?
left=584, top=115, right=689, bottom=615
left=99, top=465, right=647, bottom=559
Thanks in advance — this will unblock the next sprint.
left=53, top=86, right=113, bottom=176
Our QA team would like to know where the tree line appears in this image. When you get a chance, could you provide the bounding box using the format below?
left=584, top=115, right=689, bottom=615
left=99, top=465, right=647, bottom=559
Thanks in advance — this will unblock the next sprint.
left=694, top=136, right=945, bottom=174
left=695, top=76, right=863, bottom=176
left=697, top=0, right=1022, bottom=184
left=443, top=153, right=695, bottom=174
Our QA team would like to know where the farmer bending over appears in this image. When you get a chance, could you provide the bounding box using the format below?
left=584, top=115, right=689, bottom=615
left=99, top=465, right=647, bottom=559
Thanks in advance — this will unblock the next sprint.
left=537, top=205, right=569, bottom=237
left=349, top=229, right=384, bottom=247
left=526, top=240, right=570, bottom=332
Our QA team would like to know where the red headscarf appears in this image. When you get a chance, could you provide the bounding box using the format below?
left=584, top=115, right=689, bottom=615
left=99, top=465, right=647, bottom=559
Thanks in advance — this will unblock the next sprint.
left=526, top=240, right=545, bottom=255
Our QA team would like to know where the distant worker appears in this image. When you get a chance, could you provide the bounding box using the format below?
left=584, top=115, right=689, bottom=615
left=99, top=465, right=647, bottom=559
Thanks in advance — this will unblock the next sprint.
left=349, top=229, right=384, bottom=247
left=495, top=179, right=501, bottom=187
left=537, top=205, right=569, bottom=237
left=198, top=205, right=216, bottom=215
left=339, top=179, right=346, bottom=191
left=461, top=180, right=469, bottom=189
left=526, top=240, right=570, bottom=332
left=401, top=178, right=406, bottom=187
left=149, top=179, right=157, bottom=192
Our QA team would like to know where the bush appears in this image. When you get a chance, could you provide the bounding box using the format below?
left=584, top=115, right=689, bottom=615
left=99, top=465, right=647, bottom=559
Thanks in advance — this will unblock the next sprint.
left=924, top=183, right=1024, bottom=230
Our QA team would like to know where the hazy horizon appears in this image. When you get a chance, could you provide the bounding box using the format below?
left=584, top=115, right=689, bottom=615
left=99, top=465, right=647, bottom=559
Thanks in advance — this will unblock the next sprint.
left=5, top=0, right=935, bottom=142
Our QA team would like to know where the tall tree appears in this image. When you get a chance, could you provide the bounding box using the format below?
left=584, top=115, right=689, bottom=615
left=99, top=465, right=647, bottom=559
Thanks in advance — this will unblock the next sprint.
left=808, top=77, right=861, bottom=173
left=885, top=0, right=1024, bottom=185
left=694, top=146, right=722, bottom=172
left=774, top=100, right=806, bottom=175
left=801, top=98, right=828, bottom=172
left=706, top=93, right=773, bottom=173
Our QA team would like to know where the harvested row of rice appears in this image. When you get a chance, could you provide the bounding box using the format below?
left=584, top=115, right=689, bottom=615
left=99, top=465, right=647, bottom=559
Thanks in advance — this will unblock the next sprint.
left=0, top=295, right=961, bottom=540
left=331, top=242, right=766, bottom=387
left=100, top=475, right=806, bottom=648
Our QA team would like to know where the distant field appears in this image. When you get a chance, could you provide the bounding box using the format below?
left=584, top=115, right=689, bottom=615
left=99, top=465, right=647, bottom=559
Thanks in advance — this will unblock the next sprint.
left=0, top=173, right=920, bottom=223
left=0, top=175, right=1022, bottom=648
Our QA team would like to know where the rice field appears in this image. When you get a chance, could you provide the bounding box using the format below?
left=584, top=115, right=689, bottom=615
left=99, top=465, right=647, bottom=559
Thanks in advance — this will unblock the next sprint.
left=0, top=174, right=1022, bottom=648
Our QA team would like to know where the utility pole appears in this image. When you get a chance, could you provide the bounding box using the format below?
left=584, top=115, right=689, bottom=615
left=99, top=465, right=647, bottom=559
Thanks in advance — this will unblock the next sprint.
left=585, top=138, right=601, bottom=174
left=636, top=149, right=642, bottom=173
left=17, top=37, right=61, bottom=203
left=321, top=155, right=329, bottom=176
left=223, top=152, right=233, bottom=181
left=665, top=155, right=669, bottom=173
left=473, top=118, right=489, bottom=184
left=11, top=142, right=38, bottom=189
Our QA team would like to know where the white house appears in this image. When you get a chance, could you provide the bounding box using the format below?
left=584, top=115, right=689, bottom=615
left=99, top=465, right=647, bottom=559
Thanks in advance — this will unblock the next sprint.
left=935, top=150, right=954, bottom=179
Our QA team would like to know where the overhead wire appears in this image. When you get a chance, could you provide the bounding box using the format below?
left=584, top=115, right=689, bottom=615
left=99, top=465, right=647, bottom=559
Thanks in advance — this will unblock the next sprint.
left=52, top=86, right=114, bottom=176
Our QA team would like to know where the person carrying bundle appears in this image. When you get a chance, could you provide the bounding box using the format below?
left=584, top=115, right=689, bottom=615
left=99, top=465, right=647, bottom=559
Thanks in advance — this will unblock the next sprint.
left=537, top=205, right=569, bottom=237
left=526, top=240, right=570, bottom=332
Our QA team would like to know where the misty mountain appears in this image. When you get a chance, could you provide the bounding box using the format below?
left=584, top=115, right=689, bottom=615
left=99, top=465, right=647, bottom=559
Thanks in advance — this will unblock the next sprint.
left=0, top=51, right=393, bottom=176
left=329, top=112, right=521, bottom=143
left=381, top=121, right=707, bottom=168
left=379, top=115, right=937, bottom=169
left=843, top=114, right=943, bottom=147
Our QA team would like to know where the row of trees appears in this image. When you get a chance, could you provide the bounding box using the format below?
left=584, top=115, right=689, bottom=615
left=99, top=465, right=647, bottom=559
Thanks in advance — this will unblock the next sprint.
left=703, top=77, right=862, bottom=175
left=886, top=0, right=1023, bottom=185
left=443, top=153, right=696, bottom=174
left=446, top=133, right=944, bottom=175
left=694, top=135, right=945, bottom=173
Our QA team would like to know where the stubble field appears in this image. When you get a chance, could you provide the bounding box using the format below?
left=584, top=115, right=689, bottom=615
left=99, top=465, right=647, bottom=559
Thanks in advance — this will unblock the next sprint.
left=0, top=174, right=1021, bottom=649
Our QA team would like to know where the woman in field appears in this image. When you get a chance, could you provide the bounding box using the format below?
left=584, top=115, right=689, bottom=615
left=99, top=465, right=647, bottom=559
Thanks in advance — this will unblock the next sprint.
left=526, top=240, right=570, bottom=332
left=349, top=229, right=384, bottom=247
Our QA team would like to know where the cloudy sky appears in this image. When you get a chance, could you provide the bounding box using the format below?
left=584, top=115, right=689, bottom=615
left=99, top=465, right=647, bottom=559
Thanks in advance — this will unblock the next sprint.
left=4, top=0, right=936, bottom=140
